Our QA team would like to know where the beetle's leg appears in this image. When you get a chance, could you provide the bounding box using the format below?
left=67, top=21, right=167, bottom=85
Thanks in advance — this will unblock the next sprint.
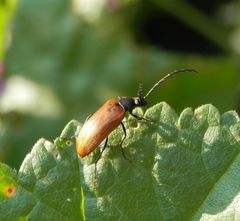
left=130, top=112, right=157, bottom=123
left=94, top=137, right=108, bottom=175
left=120, top=122, right=131, bottom=161
left=95, top=137, right=108, bottom=164
left=130, top=112, right=148, bottom=121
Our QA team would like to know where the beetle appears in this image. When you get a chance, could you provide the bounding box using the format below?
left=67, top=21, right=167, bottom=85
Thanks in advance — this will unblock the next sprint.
left=76, top=69, right=196, bottom=163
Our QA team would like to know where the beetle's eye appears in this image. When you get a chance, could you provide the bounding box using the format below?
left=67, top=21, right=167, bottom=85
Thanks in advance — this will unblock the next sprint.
left=134, top=99, right=140, bottom=105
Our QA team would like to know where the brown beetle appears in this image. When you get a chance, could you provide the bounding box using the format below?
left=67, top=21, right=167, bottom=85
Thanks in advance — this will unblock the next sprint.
left=76, top=69, right=196, bottom=163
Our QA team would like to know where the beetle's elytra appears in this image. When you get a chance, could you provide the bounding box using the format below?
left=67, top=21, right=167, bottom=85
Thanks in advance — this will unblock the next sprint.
left=76, top=69, right=197, bottom=162
left=76, top=98, right=125, bottom=157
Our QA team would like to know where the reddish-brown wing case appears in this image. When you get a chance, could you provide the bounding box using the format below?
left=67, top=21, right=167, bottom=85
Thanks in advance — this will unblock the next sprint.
left=76, top=99, right=125, bottom=157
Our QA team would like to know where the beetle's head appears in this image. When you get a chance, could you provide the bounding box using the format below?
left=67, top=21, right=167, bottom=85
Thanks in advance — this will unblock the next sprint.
left=118, top=83, right=148, bottom=112
left=118, top=97, right=147, bottom=112
left=133, top=97, right=148, bottom=107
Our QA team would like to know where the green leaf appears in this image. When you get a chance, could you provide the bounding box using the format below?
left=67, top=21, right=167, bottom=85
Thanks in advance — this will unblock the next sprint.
left=0, top=120, right=84, bottom=221
left=1, top=103, right=240, bottom=220
left=80, top=102, right=240, bottom=221
left=193, top=153, right=240, bottom=221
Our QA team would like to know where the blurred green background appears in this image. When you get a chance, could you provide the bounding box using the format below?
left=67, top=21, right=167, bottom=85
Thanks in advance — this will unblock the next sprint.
left=0, top=0, right=240, bottom=169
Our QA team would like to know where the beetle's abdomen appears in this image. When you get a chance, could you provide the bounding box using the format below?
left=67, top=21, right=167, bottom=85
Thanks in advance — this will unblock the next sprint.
left=76, top=99, right=125, bottom=157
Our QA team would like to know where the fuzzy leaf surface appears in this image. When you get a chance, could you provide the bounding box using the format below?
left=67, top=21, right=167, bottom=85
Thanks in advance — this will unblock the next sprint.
left=1, top=103, right=240, bottom=221
left=0, top=120, right=84, bottom=221
left=80, top=102, right=240, bottom=221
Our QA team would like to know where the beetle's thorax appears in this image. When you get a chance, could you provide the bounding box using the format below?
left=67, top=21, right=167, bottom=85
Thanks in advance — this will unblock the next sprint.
left=118, top=97, right=147, bottom=112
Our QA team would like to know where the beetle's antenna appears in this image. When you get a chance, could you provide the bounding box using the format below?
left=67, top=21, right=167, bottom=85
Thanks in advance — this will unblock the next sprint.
left=144, top=69, right=197, bottom=99
left=138, top=83, right=143, bottom=98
